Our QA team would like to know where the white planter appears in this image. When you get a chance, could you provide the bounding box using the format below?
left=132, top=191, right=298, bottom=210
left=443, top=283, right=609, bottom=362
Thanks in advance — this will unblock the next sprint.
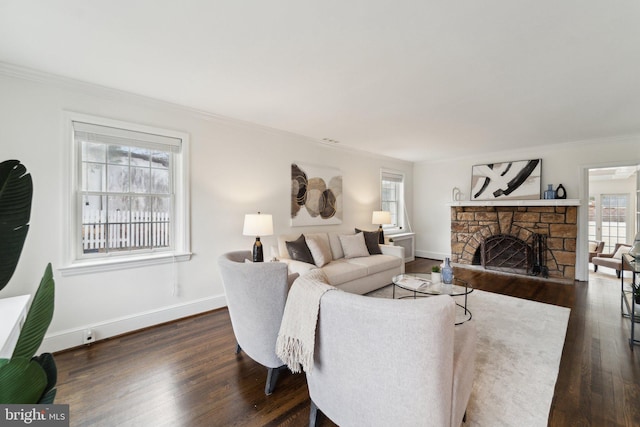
left=431, top=272, right=441, bottom=283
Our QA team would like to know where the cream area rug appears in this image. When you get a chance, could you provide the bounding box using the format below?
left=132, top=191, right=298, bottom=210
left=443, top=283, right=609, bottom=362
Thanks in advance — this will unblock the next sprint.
left=368, top=285, right=570, bottom=427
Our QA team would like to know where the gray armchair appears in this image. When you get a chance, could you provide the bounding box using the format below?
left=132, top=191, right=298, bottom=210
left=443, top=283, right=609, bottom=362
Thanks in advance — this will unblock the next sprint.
left=218, top=251, right=293, bottom=395
left=306, top=288, right=477, bottom=427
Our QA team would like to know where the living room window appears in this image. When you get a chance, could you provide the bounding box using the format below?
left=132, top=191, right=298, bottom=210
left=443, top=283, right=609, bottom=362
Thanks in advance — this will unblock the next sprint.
left=380, top=170, right=405, bottom=231
left=60, top=113, right=191, bottom=276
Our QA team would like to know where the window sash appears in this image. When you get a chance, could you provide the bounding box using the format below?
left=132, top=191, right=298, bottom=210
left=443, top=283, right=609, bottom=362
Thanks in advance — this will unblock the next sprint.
left=381, top=170, right=404, bottom=229
left=74, top=121, right=180, bottom=258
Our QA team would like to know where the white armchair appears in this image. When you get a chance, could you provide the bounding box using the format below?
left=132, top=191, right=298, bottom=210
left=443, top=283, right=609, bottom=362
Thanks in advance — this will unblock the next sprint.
left=306, top=288, right=476, bottom=426
left=218, top=251, right=294, bottom=395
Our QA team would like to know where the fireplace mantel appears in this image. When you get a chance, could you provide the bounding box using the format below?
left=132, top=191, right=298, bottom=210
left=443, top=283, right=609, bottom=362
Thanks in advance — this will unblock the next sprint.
left=449, top=199, right=580, bottom=207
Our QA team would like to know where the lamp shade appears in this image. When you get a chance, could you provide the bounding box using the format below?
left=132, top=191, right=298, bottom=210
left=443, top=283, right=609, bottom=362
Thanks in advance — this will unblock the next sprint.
left=243, top=213, right=273, bottom=237
left=372, top=211, right=392, bottom=225
left=630, top=232, right=640, bottom=259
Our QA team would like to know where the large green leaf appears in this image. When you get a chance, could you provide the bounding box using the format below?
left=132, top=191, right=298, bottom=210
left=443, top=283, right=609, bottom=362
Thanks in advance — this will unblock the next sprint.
left=0, top=357, right=47, bottom=404
left=0, top=159, right=33, bottom=291
left=12, top=264, right=55, bottom=361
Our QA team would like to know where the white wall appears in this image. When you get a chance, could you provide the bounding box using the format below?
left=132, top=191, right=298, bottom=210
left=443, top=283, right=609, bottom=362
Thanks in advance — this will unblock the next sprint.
left=414, top=139, right=640, bottom=281
left=0, top=66, right=412, bottom=351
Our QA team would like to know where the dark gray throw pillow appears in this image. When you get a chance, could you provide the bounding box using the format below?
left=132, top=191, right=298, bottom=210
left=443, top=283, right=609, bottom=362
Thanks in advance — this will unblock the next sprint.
left=286, top=234, right=315, bottom=264
left=355, top=228, right=383, bottom=255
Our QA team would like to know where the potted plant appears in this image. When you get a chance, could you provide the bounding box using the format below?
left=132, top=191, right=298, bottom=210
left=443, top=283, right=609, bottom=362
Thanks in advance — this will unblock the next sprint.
left=0, top=160, right=57, bottom=404
left=431, top=265, right=441, bottom=283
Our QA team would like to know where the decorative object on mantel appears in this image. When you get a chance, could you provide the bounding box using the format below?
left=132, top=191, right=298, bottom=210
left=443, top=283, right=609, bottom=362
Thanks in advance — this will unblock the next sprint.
left=451, top=187, right=464, bottom=202
left=372, top=211, right=391, bottom=244
left=442, top=257, right=454, bottom=284
left=555, top=184, right=566, bottom=199
left=243, top=212, right=273, bottom=262
left=471, top=159, right=541, bottom=201
left=543, top=184, right=556, bottom=199
left=291, top=163, right=342, bottom=226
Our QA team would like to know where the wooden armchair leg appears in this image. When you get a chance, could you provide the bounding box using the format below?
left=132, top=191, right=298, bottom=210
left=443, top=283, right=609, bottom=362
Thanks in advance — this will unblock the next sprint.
left=309, top=400, right=319, bottom=427
left=265, top=367, right=281, bottom=395
left=235, top=343, right=242, bottom=354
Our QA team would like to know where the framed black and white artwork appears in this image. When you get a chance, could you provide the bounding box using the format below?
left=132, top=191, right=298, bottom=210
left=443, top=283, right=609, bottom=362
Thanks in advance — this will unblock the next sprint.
left=471, top=159, right=541, bottom=201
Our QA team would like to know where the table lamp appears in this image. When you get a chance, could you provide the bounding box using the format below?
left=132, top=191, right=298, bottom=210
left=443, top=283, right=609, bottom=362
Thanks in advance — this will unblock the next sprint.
left=243, top=212, right=273, bottom=262
left=372, top=211, right=392, bottom=244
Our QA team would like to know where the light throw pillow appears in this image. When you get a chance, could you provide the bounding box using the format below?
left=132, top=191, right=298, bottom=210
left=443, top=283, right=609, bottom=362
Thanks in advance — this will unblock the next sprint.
left=339, top=232, right=370, bottom=259
left=613, top=245, right=630, bottom=259
left=306, top=236, right=332, bottom=267
left=355, top=228, right=383, bottom=255
left=588, top=241, right=597, bottom=252
left=286, top=235, right=315, bottom=265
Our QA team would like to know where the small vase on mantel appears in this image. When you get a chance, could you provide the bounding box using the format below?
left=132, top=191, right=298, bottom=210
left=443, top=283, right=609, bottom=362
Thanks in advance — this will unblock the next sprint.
left=442, top=257, right=454, bottom=284
left=543, top=184, right=556, bottom=200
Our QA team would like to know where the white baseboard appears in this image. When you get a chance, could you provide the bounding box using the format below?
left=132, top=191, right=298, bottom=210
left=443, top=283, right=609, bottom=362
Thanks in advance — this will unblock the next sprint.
left=41, top=294, right=227, bottom=353
left=415, top=250, right=446, bottom=261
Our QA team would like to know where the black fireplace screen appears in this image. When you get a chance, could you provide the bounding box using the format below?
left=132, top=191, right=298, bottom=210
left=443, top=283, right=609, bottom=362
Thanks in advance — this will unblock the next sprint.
left=481, top=234, right=532, bottom=274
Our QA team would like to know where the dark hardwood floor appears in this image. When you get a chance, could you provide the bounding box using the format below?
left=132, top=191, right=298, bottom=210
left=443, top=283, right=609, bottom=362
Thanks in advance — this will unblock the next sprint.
left=54, top=259, right=640, bottom=426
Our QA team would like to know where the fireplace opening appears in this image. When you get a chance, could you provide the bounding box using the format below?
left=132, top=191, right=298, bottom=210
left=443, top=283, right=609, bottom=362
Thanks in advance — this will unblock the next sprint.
left=480, top=234, right=532, bottom=275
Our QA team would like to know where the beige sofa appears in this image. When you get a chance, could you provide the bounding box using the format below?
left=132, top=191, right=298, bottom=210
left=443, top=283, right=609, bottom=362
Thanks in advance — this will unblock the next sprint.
left=275, top=231, right=404, bottom=294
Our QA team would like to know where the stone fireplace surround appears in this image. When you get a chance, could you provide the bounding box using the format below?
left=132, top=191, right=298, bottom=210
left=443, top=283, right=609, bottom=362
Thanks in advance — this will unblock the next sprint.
left=450, top=200, right=580, bottom=283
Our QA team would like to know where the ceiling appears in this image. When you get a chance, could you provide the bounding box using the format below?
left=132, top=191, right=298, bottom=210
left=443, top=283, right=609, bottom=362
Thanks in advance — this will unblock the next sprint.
left=589, top=166, right=638, bottom=182
left=1, top=1, right=640, bottom=162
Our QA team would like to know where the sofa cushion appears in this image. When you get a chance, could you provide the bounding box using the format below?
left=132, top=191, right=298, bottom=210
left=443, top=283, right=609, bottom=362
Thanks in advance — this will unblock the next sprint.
left=588, top=241, right=598, bottom=252
left=355, top=228, right=382, bottom=255
left=281, top=259, right=318, bottom=277
left=346, top=254, right=403, bottom=275
left=328, top=232, right=346, bottom=260
left=339, top=232, right=370, bottom=259
left=613, top=245, right=630, bottom=259
left=286, top=235, right=315, bottom=264
left=306, top=236, right=332, bottom=267
left=321, top=259, right=369, bottom=285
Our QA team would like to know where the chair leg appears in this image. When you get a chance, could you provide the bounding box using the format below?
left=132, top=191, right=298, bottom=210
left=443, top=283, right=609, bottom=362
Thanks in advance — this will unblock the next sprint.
left=235, top=343, right=242, bottom=354
left=616, top=270, right=621, bottom=278
left=265, top=367, right=281, bottom=395
left=594, top=265, right=598, bottom=272
left=309, top=400, right=319, bottom=427
left=463, top=410, right=467, bottom=423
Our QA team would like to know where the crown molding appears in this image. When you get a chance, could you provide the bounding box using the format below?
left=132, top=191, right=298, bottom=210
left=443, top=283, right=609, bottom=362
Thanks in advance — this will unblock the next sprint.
left=0, top=61, right=411, bottom=165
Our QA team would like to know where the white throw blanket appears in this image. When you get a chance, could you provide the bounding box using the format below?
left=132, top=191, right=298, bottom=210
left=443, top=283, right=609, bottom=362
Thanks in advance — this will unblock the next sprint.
left=276, top=269, right=336, bottom=373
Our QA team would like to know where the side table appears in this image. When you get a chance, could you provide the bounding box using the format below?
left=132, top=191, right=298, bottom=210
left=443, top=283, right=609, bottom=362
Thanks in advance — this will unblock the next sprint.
left=0, top=294, right=30, bottom=358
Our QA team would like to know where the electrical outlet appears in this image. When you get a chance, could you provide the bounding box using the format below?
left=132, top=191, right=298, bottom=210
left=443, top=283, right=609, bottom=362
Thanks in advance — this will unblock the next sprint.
left=83, top=328, right=95, bottom=344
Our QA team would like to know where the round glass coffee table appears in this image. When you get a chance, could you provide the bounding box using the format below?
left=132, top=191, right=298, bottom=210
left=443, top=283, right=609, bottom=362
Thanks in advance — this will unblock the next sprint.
left=392, top=273, right=473, bottom=324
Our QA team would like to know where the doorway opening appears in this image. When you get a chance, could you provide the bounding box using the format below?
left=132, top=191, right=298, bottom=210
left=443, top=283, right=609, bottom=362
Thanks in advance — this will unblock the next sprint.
left=588, top=165, right=638, bottom=261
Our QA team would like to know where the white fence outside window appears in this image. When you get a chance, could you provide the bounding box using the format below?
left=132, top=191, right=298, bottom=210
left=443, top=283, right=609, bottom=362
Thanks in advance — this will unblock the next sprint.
left=82, top=209, right=170, bottom=253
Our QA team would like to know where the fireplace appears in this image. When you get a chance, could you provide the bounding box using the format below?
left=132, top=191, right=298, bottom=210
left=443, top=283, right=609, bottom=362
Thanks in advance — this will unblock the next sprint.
left=480, top=234, right=532, bottom=274
left=451, top=203, right=578, bottom=282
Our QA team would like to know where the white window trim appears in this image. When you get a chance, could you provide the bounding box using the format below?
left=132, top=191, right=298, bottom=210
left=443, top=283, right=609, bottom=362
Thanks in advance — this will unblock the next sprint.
left=380, top=168, right=406, bottom=235
left=59, top=111, right=191, bottom=276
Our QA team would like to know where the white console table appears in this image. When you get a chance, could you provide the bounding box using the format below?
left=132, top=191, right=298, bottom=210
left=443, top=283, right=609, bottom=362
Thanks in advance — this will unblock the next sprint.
left=0, top=294, right=30, bottom=359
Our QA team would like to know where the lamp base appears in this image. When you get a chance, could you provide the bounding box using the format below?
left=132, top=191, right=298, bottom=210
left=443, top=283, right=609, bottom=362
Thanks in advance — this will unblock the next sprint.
left=253, top=237, right=264, bottom=262
left=378, top=226, right=385, bottom=244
